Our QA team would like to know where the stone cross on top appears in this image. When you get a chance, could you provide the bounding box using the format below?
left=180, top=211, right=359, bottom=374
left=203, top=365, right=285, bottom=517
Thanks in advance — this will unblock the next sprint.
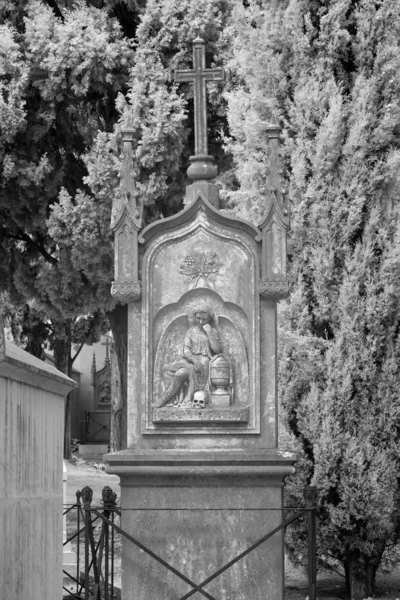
left=175, top=37, right=224, bottom=159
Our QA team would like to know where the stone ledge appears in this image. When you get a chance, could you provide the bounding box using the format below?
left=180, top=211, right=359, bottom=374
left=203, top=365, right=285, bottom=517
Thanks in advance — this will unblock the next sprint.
left=105, top=448, right=296, bottom=463
left=104, top=449, right=298, bottom=487
left=152, top=404, right=249, bottom=423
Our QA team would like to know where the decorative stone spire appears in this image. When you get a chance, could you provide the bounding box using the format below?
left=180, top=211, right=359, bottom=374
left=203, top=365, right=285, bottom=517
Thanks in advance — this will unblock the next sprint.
left=110, top=115, right=142, bottom=303
left=264, top=116, right=282, bottom=195
left=259, top=115, right=290, bottom=299
left=175, top=37, right=224, bottom=207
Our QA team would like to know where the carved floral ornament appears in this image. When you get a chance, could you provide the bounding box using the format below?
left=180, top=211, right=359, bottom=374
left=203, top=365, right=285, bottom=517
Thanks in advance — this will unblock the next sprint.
left=111, top=280, right=141, bottom=303
left=179, top=251, right=222, bottom=287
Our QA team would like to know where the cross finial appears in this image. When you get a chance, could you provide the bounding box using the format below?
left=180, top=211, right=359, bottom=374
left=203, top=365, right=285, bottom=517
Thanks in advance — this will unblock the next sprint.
left=101, top=336, right=111, bottom=364
left=175, top=38, right=224, bottom=180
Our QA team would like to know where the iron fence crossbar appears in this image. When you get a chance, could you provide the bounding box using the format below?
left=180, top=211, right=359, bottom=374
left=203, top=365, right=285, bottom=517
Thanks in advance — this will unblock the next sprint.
left=63, top=486, right=317, bottom=600
left=63, top=569, right=92, bottom=598
left=85, top=412, right=111, bottom=443
left=65, top=505, right=313, bottom=511
left=101, top=506, right=311, bottom=511
left=179, top=510, right=305, bottom=600
left=64, top=515, right=101, bottom=547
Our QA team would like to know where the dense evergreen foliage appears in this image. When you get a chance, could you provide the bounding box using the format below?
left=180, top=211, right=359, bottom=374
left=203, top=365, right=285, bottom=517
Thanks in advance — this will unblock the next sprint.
left=224, top=1, right=400, bottom=597
left=1, top=0, right=400, bottom=595
left=0, top=0, right=134, bottom=360
left=0, top=0, right=138, bottom=455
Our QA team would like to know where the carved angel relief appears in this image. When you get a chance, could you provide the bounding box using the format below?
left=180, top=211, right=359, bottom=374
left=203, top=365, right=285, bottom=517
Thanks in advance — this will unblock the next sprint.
left=152, top=305, right=250, bottom=423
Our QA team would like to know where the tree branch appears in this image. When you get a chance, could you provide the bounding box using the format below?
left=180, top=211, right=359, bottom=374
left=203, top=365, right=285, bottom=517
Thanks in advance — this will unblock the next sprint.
left=44, top=0, right=64, bottom=21
left=71, top=341, right=85, bottom=366
left=6, top=230, right=58, bottom=265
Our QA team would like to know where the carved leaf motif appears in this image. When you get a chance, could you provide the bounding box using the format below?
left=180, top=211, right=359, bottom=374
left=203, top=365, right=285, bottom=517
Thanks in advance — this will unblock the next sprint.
left=111, top=280, right=141, bottom=303
left=179, top=251, right=222, bottom=286
left=259, top=278, right=289, bottom=299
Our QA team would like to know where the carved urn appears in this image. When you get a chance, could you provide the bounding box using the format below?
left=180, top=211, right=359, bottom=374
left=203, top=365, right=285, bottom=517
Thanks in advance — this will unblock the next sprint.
left=210, top=354, right=231, bottom=396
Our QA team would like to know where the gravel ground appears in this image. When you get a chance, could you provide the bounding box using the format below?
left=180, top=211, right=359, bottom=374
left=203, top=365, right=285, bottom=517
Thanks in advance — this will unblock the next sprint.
left=64, top=457, right=400, bottom=600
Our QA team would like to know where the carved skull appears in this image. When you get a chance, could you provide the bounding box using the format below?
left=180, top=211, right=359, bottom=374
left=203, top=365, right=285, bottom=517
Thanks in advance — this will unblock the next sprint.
left=193, top=390, right=208, bottom=410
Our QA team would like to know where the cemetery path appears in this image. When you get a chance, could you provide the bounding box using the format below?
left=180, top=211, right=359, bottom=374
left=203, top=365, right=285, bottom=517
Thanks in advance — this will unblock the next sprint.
left=64, top=457, right=400, bottom=600
left=65, top=457, right=120, bottom=504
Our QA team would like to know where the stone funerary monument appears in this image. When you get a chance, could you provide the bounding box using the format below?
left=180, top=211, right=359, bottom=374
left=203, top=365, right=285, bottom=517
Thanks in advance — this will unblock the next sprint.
left=105, top=37, right=296, bottom=600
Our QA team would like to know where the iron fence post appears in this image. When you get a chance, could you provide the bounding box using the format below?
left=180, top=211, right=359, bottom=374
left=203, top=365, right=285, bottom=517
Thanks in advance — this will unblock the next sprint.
left=76, top=491, right=82, bottom=596
left=102, top=486, right=116, bottom=600
left=111, top=508, right=115, bottom=599
left=304, top=486, right=317, bottom=600
left=81, top=486, right=93, bottom=600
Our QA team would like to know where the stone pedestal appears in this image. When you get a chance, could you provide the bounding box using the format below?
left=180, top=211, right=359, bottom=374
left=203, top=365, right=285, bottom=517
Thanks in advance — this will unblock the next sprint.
left=105, top=449, right=296, bottom=600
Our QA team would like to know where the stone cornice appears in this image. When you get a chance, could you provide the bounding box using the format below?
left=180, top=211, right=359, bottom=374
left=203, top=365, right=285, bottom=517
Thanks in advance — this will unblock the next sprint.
left=105, top=449, right=297, bottom=487
left=0, top=341, right=77, bottom=397
left=139, top=193, right=262, bottom=245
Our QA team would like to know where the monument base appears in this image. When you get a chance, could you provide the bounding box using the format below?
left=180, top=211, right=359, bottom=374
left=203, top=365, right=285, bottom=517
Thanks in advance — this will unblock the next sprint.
left=105, top=449, right=296, bottom=600
left=210, top=391, right=231, bottom=408
left=152, top=404, right=249, bottom=423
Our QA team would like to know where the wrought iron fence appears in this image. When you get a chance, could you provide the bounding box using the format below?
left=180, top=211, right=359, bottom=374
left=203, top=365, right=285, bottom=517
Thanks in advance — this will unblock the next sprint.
left=63, top=486, right=317, bottom=600
left=84, top=411, right=111, bottom=444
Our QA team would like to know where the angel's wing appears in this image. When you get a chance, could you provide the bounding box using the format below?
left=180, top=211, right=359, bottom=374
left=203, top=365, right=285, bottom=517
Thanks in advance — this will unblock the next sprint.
left=218, top=316, right=249, bottom=404
left=153, top=315, right=189, bottom=400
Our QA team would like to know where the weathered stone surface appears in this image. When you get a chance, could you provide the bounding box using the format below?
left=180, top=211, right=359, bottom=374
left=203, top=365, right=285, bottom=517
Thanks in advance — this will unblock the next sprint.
left=0, top=338, right=76, bottom=395
left=0, top=333, right=76, bottom=600
left=185, top=179, right=220, bottom=207
left=260, top=278, right=290, bottom=299
left=152, top=405, right=249, bottom=423
left=137, top=194, right=262, bottom=440
left=110, top=279, right=141, bottom=302
left=110, top=121, right=143, bottom=304
left=106, top=449, right=296, bottom=600
left=63, top=461, right=77, bottom=592
left=122, top=207, right=278, bottom=448
left=259, top=120, right=290, bottom=300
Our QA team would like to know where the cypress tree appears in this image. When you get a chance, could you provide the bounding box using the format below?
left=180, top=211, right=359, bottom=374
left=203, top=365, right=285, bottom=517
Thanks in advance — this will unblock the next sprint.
left=225, top=0, right=400, bottom=596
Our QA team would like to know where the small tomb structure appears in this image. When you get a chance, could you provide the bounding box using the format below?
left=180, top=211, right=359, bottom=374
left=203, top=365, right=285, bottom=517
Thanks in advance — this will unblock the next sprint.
left=84, top=338, right=112, bottom=445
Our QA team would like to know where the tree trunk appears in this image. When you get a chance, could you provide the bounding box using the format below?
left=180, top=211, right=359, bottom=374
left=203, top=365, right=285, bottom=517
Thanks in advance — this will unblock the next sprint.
left=53, top=320, right=73, bottom=459
left=344, top=552, right=380, bottom=600
left=108, top=304, right=127, bottom=451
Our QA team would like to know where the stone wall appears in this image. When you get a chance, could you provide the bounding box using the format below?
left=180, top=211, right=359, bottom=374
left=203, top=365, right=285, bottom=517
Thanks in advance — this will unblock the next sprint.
left=0, top=332, right=76, bottom=600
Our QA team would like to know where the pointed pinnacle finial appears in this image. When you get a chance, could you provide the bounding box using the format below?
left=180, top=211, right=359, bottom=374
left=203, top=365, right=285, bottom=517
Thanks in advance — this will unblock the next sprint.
left=265, top=114, right=281, bottom=139
left=193, top=26, right=203, bottom=43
